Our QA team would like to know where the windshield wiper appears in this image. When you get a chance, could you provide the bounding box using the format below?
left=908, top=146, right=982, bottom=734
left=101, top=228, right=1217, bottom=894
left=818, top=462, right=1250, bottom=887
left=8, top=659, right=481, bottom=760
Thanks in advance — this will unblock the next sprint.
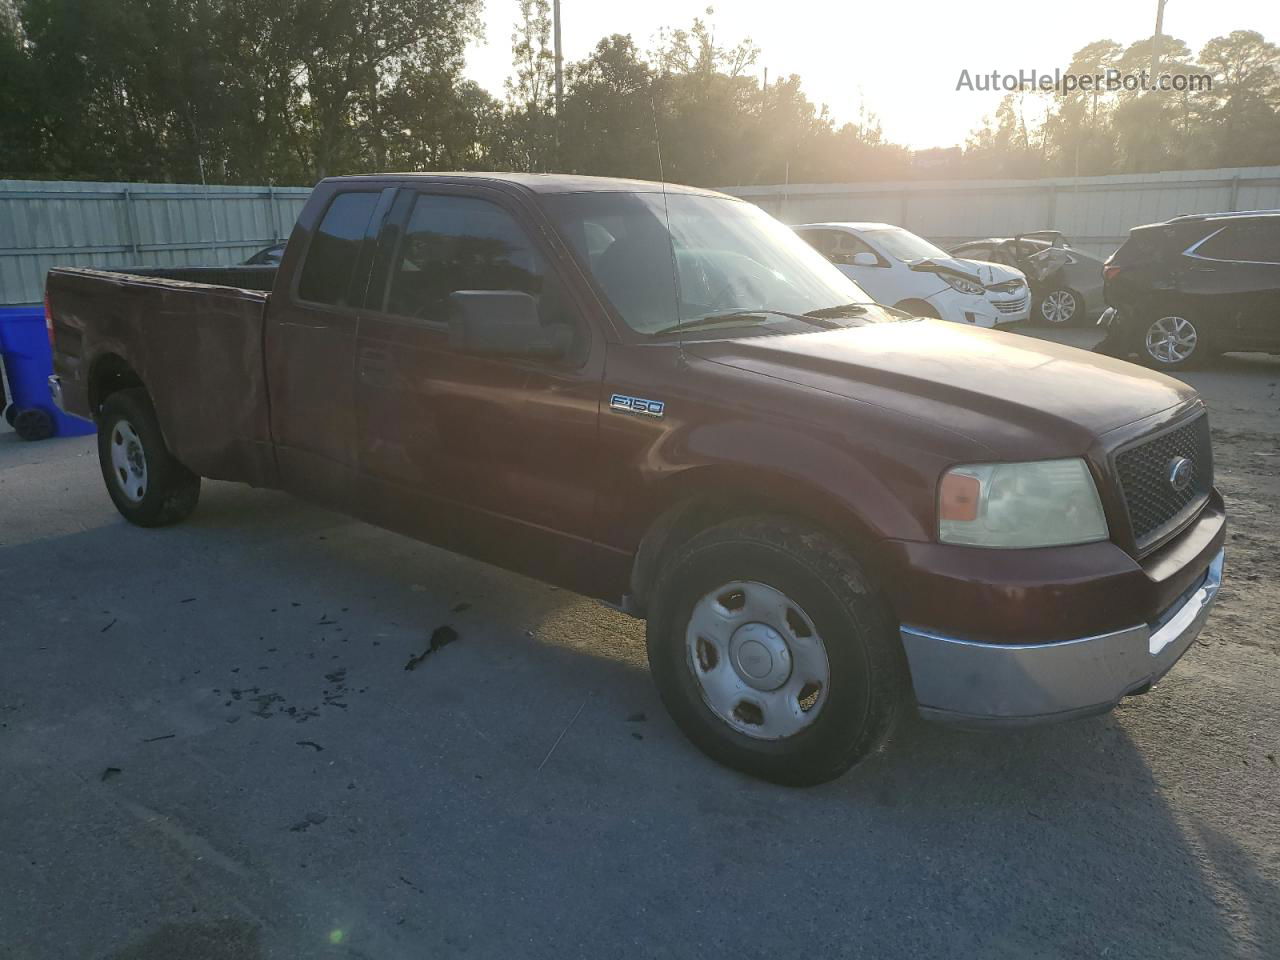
left=650, top=309, right=837, bottom=336
left=803, top=302, right=873, bottom=319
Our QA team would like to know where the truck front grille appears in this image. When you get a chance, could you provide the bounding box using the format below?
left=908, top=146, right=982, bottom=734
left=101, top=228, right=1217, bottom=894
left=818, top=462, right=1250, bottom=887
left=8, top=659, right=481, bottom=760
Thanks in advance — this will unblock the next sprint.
left=1114, top=413, right=1213, bottom=551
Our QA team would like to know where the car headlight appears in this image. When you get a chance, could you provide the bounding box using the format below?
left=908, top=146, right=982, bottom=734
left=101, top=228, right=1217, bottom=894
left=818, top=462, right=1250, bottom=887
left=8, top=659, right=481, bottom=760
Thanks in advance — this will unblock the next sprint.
left=938, top=458, right=1109, bottom=548
left=943, top=273, right=986, bottom=296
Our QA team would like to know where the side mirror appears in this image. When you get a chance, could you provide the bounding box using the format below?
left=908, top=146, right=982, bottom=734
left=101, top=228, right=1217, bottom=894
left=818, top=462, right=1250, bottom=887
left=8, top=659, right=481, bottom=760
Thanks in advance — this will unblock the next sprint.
left=447, top=290, right=571, bottom=358
left=851, top=252, right=880, bottom=267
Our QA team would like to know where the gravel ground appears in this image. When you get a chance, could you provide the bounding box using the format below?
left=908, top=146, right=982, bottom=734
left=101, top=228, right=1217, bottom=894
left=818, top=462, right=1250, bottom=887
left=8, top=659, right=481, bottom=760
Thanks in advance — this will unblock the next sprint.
left=0, top=333, right=1277, bottom=960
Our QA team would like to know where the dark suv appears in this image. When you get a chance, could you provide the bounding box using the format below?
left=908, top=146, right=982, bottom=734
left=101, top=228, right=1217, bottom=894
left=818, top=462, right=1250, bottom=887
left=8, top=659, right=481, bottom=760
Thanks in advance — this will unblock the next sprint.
left=1096, top=210, right=1280, bottom=369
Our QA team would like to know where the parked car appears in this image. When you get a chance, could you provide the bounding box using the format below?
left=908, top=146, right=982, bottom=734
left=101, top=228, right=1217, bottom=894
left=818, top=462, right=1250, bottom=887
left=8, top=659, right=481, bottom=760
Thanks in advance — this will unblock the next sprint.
left=244, top=242, right=286, bottom=265
left=794, top=222, right=1030, bottom=327
left=1096, top=210, right=1280, bottom=369
left=46, top=173, right=1224, bottom=786
left=950, top=232, right=1105, bottom=326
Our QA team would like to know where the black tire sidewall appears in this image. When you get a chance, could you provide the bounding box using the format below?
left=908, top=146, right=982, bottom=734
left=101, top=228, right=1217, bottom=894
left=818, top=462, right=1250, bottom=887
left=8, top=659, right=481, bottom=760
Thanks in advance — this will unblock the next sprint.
left=647, top=523, right=901, bottom=785
left=97, top=389, right=198, bottom=526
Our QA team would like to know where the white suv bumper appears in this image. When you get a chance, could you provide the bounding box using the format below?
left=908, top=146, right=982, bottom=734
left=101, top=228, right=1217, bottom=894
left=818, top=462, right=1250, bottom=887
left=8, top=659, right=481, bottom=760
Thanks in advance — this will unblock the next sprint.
left=928, top=289, right=1030, bottom=328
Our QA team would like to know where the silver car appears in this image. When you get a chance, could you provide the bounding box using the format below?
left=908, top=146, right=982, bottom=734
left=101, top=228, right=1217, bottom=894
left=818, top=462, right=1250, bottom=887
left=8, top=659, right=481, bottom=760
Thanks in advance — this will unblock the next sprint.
left=950, top=234, right=1105, bottom=326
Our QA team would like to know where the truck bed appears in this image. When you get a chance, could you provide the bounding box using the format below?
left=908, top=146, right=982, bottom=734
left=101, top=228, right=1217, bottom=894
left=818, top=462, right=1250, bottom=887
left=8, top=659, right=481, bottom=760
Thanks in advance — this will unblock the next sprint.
left=46, top=266, right=277, bottom=488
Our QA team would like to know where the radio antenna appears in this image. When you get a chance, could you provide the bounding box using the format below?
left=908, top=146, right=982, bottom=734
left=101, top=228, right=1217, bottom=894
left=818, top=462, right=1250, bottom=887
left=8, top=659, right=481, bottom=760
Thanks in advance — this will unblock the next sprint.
left=650, top=88, right=685, bottom=344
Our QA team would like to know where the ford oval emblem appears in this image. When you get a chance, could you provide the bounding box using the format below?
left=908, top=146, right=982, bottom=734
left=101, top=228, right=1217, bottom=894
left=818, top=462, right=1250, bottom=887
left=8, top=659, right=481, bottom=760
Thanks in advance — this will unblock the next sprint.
left=1167, top=456, right=1194, bottom=493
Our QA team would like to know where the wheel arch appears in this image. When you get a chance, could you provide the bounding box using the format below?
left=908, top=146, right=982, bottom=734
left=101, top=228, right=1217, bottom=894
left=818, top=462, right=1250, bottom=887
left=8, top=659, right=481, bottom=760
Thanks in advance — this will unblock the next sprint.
left=87, top=351, right=146, bottom=416
left=627, top=465, right=889, bottom=618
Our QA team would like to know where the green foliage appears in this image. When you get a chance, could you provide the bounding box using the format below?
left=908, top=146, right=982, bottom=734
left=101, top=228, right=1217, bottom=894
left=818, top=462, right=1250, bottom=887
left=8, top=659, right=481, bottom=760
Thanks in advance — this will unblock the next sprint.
left=0, top=3, right=1276, bottom=186
left=961, top=31, right=1280, bottom=179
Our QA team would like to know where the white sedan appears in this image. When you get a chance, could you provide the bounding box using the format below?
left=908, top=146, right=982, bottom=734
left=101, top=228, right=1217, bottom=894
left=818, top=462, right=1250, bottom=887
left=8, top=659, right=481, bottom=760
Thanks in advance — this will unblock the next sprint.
left=794, top=222, right=1030, bottom=327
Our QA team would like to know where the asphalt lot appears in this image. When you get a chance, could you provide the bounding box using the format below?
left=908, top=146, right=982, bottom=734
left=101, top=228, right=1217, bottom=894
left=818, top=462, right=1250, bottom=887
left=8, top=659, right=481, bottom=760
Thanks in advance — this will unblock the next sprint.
left=1, top=329, right=1277, bottom=960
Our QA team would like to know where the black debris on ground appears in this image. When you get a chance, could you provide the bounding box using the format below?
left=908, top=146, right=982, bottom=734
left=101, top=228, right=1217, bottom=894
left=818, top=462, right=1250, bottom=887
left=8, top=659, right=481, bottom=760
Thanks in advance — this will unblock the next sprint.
left=404, top=625, right=459, bottom=671
left=288, top=812, right=327, bottom=833
left=141, top=733, right=175, bottom=743
left=101, top=766, right=122, bottom=782
left=295, top=740, right=323, bottom=752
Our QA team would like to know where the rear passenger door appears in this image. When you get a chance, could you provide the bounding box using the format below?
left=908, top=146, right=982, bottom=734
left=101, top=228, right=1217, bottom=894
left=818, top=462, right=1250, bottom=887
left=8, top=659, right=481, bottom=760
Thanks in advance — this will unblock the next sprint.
left=267, top=185, right=394, bottom=504
left=1186, top=219, right=1280, bottom=349
left=352, top=185, right=607, bottom=589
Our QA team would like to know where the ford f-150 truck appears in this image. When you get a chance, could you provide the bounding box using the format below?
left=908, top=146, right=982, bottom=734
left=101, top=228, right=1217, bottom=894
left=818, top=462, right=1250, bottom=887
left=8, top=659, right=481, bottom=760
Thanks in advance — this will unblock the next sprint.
left=45, top=174, right=1226, bottom=785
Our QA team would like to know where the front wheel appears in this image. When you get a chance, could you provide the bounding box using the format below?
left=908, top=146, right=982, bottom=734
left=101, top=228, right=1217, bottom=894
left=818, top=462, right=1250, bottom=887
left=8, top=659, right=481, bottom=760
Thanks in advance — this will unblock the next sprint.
left=646, top=517, right=908, bottom=786
left=97, top=388, right=200, bottom=526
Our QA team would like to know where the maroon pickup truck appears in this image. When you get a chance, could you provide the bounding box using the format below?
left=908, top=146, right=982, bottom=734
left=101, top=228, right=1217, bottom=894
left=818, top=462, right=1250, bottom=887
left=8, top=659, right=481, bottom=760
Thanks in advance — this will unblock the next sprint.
left=45, top=174, right=1225, bottom=785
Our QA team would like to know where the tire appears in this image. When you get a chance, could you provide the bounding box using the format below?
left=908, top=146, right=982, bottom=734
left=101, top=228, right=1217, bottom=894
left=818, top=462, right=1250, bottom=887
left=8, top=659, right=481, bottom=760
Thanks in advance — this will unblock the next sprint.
left=1036, top=287, right=1081, bottom=326
left=1138, top=309, right=1207, bottom=371
left=646, top=516, right=908, bottom=786
left=97, top=388, right=200, bottom=526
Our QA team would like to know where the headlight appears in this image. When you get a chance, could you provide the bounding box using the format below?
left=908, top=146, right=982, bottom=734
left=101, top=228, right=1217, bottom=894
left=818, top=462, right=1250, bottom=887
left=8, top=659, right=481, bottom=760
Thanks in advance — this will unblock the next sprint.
left=943, top=273, right=986, bottom=296
left=938, top=458, right=1109, bottom=548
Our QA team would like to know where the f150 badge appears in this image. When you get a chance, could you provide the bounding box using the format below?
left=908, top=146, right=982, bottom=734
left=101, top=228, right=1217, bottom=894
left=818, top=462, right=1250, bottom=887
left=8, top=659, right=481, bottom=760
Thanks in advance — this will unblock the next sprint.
left=610, top=393, right=665, bottom=418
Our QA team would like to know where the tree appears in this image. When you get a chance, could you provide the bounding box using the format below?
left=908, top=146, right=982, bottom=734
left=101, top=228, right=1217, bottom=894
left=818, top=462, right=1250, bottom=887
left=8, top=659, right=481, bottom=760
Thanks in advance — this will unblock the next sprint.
left=1198, top=30, right=1280, bottom=167
left=503, top=0, right=556, bottom=170
left=560, top=35, right=659, bottom=179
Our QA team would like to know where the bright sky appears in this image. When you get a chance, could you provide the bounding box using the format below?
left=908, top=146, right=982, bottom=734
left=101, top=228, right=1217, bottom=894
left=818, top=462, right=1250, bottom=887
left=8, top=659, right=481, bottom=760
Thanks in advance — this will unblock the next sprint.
left=464, top=0, right=1277, bottom=150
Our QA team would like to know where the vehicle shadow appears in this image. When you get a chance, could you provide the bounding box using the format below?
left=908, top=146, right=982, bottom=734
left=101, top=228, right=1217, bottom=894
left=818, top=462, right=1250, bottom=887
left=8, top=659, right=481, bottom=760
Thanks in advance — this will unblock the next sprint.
left=1, top=482, right=1261, bottom=960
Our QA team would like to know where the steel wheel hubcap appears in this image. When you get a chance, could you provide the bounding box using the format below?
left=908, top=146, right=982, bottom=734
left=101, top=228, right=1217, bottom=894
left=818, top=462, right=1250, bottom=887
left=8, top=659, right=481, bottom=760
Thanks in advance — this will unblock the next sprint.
left=1041, top=290, right=1076, bottom=323
left=110, top=420, right=148, bottom=502
left=685, top=581, right=831, bottom=740
left=1146, top=316, right=1197, bottom=363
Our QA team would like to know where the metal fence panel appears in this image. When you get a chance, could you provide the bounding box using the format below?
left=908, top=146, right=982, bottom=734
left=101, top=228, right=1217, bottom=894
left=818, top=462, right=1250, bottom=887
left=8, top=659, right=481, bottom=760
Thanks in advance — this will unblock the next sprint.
left=725, top=165, right=1280, bottom=259
left=0, top=180, right=311, bottom=304
left=6, top=168, right=1280, bottom=303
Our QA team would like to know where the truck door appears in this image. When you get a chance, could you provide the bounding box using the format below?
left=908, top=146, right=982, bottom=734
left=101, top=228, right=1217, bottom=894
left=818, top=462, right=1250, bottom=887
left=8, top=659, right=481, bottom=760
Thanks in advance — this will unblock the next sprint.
left=352, top=185, right=606, bottom=591
left=266, top=185, right=395, bottom=505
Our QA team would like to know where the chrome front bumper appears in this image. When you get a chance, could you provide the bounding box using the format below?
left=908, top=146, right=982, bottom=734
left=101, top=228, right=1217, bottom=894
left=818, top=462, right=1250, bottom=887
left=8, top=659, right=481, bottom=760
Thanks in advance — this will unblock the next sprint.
left=901, top=548, right=1224, bottom=726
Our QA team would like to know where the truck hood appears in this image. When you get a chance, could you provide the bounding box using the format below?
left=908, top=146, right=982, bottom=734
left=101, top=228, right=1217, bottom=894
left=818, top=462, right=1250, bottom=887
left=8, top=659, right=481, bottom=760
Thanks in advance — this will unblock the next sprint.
left=688, top=319, right=1198, bottom=456
left=908, top=257, right=1025, bottom=287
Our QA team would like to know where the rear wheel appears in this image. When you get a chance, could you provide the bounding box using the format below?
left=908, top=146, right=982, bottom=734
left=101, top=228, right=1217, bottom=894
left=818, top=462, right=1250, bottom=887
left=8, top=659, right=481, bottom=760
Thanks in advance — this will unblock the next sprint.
left=1140, top=311, right=1206, bottom=370
left=97, top=388, right=200, bottom=526
left=646, top=517, right=907, bottom=786
left=1037, top=287, right=1081, bottom=326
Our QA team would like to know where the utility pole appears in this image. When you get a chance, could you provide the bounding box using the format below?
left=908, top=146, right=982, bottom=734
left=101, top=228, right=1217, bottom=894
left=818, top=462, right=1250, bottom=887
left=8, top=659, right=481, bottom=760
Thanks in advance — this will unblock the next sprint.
left=553, top=0, right=563, bottom=117
left=1150, top=0, right=1168, bottom=79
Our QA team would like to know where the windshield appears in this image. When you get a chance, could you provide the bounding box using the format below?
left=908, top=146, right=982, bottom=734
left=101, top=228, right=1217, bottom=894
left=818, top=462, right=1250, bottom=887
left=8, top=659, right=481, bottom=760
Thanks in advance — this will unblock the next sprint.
left=542, top=192, right=877, bottom=335
left=863, top=227, right=950, bottom=262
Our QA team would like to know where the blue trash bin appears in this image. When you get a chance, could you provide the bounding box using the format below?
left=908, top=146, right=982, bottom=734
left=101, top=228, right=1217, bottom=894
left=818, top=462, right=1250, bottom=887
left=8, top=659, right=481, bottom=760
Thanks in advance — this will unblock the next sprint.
left=0, top=305, right=97, bottom=440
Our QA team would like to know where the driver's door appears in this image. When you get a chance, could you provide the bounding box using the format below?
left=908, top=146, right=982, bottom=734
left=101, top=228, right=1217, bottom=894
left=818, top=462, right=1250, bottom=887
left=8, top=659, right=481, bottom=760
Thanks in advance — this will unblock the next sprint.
left=351, top=185, right=606, bottom=587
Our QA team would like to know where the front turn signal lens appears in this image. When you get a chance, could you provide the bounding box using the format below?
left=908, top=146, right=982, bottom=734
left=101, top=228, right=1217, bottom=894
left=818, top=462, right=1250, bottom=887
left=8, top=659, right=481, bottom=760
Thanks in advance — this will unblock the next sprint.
left=939, top=471, right=981, bottom=522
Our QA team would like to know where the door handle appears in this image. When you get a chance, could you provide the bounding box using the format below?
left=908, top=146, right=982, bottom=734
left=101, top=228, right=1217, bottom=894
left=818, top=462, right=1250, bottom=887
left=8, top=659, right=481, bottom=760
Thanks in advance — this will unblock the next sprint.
left=359, top=347, right=394, bottom=387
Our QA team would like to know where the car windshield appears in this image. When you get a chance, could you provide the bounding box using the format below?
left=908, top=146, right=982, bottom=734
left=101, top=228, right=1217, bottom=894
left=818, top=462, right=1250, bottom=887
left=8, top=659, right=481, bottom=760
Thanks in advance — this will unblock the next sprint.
left=863, top=227, right=949, bottom=261
left=542, top=192, right=880, bottom=335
